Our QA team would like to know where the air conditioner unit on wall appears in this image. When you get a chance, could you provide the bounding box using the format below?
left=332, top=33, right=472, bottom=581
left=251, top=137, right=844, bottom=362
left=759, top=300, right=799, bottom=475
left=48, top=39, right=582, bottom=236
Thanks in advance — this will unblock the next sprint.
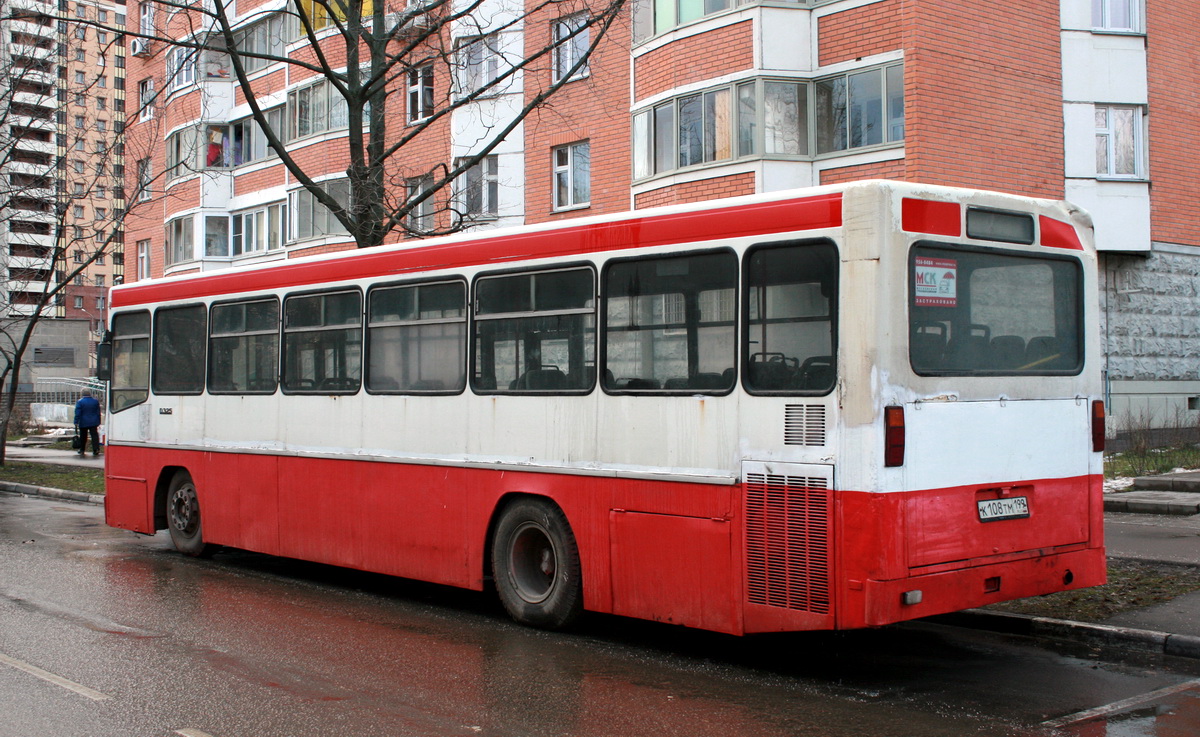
left=130, top=38, right=151, bottom=57
left=386, top=10, right=432, bottom=37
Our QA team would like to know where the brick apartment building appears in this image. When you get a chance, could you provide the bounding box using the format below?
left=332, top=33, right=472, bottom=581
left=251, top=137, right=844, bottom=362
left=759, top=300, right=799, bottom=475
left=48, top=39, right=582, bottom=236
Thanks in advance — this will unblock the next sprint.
left=121, top=0, right=1200, bottom=427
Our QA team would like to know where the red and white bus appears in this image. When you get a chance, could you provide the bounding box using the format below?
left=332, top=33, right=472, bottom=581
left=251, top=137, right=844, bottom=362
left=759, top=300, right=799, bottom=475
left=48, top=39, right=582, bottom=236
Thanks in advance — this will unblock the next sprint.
left=101, top=180, right=1106, bottom=634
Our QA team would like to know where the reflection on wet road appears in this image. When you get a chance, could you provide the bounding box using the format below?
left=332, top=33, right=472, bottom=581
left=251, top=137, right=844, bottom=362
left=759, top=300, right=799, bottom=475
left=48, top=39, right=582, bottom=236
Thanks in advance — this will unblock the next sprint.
left=2, top=493, right=1199, bottom=737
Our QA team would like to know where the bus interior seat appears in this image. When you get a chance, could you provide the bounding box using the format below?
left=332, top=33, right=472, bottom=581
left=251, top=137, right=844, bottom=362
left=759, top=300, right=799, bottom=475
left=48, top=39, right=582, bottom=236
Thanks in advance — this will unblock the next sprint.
left=800, top=356, right=834, bottom=389
left=663, top=378, right=690, bottom=390
left=989, top=335, right=1026, bottom=369
left=370, top=377, right=400, bottom=390
left=617, top=377, right=660, bottom=390
left=1024, top=336, right=1064, bottom=368
left=408, top=379, right=445, bottom=391
left=749, top=353, right=801, bottom=389
left=911, top=322, right=947, bottom=368
left=515, top=367, right=568, bottom=390
left=945, top=324, right=991, bottom=369
left=691, top=372, right=728, bottom=390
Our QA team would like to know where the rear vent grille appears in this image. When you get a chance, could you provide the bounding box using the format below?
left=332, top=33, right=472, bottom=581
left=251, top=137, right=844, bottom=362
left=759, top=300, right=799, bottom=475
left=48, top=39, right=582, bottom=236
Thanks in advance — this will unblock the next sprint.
left=784, top=404, right=827, bottom=446
left=744, top=472, right=831, bottom=613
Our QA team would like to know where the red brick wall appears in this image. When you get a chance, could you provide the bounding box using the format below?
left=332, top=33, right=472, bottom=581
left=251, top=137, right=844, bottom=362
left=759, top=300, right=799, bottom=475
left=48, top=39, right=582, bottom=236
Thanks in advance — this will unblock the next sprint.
left=819, top=160, right=905, bottom=186
left=818, top=0, right=903, bottom=66
left=523, top=4, right=633, bottom=224
left=904, top=1, right=1063, bottom=198
left=634, top=21, right=753, bottom=101
left=633, top=172, right=755, bottom=209
left=1145, top=0, right=1200, bottom=246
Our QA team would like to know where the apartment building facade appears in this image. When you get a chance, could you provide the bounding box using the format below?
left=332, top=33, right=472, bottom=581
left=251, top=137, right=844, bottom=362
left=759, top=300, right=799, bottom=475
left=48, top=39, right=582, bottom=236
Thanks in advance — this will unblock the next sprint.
left=122, top=0, right=1200, bottom=426
left=2, top=0, right=126, bottom=371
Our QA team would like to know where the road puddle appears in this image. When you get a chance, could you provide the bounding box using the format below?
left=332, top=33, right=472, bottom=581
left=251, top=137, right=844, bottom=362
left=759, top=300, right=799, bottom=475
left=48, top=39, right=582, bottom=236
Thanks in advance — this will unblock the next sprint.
left=1053, top=682, right=1200, bottom=736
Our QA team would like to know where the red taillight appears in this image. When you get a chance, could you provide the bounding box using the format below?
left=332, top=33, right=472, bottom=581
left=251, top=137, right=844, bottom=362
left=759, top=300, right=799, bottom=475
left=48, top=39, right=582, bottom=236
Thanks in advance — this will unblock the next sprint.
left=884, top=405, right=905, bottom=467
left=1092, top=400, right=1106, bottom=453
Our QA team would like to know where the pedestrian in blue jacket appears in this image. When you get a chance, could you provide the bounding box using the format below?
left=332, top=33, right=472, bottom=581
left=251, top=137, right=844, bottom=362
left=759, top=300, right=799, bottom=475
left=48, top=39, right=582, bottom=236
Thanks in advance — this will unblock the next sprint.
left=74, top=390, right=102, bottom=457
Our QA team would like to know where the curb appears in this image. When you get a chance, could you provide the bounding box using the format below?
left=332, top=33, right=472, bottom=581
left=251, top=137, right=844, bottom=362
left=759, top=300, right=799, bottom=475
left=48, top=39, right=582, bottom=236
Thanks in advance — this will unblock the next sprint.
left=0, top=482, right=104, bottom=506
left=1105, top=496, right=1200, bottom=516
left=931, top=609, right=1200, bottom=660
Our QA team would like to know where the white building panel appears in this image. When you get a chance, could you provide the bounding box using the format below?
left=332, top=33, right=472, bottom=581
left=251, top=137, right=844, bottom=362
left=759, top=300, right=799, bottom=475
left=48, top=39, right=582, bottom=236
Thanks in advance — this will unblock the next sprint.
left=1065, top=179, right=1151, bottom=252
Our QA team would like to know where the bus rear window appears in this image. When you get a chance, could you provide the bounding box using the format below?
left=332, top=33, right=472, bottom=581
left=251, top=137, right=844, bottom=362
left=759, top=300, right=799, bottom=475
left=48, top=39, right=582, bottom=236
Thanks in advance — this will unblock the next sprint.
left=909, top=245, right=1082, bottom=375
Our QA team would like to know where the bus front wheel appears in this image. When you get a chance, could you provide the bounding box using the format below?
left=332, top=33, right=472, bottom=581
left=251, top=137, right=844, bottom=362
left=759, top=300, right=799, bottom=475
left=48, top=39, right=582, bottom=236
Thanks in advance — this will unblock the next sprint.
left=491, top=499, right=582, bottom=629
left=165, top=471, right=214, bottom=558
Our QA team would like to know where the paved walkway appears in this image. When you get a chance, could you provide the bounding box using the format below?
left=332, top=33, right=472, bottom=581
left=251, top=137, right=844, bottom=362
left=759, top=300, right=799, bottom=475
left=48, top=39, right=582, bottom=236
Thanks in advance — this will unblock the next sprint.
left=4, top=444, right=104, bottom=469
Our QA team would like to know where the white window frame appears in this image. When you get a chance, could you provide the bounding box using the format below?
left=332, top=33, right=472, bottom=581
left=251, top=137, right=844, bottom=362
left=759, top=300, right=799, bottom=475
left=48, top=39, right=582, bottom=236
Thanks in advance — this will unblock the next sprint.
left=552, top=14, right=590, bottom=83
left=165, top=216, right=195, bottom=266
left=288, top=79, right=349, bottom=139
left=165, top=46, right=197, bottom=92
left=407, top=175, right=434, bottom=233
left=1092, top=0, right=1142, bottom=33
left=139, top=1, right=154, bottom=36
left=136, top=239, right=151, bottom=279
left=454, top=35, right=502, bottom=99
left=232, top=202, right=287, bottom=255
left=289, top=180, right=351, bottom=242
left=1095, top=104, right=1145, bottom=180
left=407, top=65, right=434, bottom=123
left=553, top=141, right=590, bottom=211
left=453, top=155, right=499, bottom=222
left=136, top=158, right=153, bottom=201
left=138, top=78, right=155, bottom=121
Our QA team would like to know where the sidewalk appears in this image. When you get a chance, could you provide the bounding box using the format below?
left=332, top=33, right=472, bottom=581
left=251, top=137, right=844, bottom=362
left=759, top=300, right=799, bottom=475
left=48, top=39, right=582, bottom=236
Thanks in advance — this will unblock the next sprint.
left=4, top=444, right=104, bottom=469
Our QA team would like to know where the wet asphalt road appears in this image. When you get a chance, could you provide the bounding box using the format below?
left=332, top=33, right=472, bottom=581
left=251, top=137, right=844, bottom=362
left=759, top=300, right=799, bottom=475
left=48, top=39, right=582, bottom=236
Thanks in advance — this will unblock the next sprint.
left=2, top=492, right=1199, bottom=737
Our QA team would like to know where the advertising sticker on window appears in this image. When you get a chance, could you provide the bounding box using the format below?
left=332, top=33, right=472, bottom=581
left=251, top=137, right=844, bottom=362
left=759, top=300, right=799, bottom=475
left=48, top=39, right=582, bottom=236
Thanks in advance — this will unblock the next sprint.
left=914, top=257, right=957, bottom=307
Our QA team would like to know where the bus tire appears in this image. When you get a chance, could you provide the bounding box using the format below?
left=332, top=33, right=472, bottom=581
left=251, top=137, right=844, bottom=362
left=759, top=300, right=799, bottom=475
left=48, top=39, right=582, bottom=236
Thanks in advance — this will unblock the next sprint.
left=492, top=498, right=582, bottom=630
left=165, top=470, right=214, bottom=558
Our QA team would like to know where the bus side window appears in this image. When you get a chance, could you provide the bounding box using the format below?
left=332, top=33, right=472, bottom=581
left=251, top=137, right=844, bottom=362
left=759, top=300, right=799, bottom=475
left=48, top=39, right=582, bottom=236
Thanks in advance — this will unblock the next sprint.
left=602, top=250, right=738, bottom=394
left=153, top=304, right=207, bottom=395
left=209, top=298, right=279, bottom=394
left=367, top=280, right=467, bottom=394
left=282, top=290, right=363, bottom=394
left=110, top=311, right=151, bottom=411
left=472, top=267, right=595, bottom=394
left=742, top=242, right=838, bottom=395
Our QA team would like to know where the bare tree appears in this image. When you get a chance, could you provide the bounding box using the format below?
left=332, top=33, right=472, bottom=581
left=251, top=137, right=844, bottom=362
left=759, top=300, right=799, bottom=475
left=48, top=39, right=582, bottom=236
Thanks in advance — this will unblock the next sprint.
left=0, top=3, right=164, bottom=461
left=116, top=0, right=628, bottom=249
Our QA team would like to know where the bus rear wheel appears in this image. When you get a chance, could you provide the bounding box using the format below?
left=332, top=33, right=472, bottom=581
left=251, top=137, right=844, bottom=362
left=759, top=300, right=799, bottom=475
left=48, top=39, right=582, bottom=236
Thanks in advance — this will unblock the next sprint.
left=165, top=470, right=214, bottom=558
left=492, top=498, right=582, bottom=630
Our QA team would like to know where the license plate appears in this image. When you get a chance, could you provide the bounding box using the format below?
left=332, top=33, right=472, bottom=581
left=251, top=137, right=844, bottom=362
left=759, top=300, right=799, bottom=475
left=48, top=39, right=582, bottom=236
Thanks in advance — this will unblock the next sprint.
left=977, top=496, right=1030, bottom=522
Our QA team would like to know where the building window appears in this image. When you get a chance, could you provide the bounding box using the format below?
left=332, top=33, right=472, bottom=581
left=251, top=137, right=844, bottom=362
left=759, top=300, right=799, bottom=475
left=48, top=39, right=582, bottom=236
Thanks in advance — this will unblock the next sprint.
left=166, top=126, right=199, bottom=179
left=235, top=14, right=285, bottom=73
left=97, top=97, right=107, bottom=111
left=74, top=25, right=86, bottom=40
left=230, top=108, right=284, bottom=165
left=288, top=79, right=348, bottom=139
left=552, top=14, right=589, bottom=82
left=553, top=141, right=590, bottom=210
left=453, top=155, right=499, bottom=222
left=165, top=216, right=194, bottom=265
left=136, top=158, right=153, bottom=200
left=632, top=65, right=903, bottom=179
left=95, top=274, right=105, bottom=287
left=74, top=296, right=84, bottom=309
left=407, top=65, right=434, bottom=123
left=139, top=1, right=154, bottom=35
left=205, top=216, right=230, bottom=257
left=290, top=180, right=350, bottom=241
left=232, top=203, right=287, bottom=255
left=74, top=92, right=85, bottom=106
left=1093, top=0, right=1141, bottom=32
left=633, top=0, right=738, bottom=43
left=407, top=176, right=434, bottom=233
left=454, top=35, right=503, bottom=99
left=138, top=79, right=155, bottom=120
left=165, top=46, right=197, bottom=91
left=1095, top=105, right=1144, bottom=179
left=74, top=115, right=85, bottom=129
left=136, top=239, right=151, bottom=279
left=74, top=70, right=85, bottom=85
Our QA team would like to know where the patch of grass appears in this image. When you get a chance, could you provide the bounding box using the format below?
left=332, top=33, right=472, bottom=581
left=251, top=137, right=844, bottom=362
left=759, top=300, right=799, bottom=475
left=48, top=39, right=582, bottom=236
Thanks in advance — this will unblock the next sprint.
left=985, top=559, right=1200, bottom=622
left=0, top=462, right=104, bottom=495
left=1106, top=447, right=1200, bottom=479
